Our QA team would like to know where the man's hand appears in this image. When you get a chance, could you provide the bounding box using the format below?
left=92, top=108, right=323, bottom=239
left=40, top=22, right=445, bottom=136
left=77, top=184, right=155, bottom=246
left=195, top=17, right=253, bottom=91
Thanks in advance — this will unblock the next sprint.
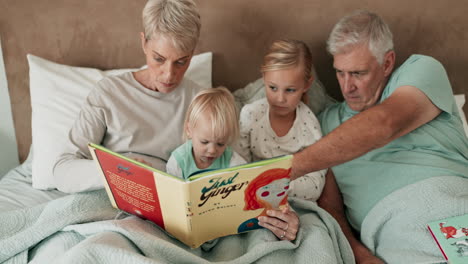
left=318, top=170, right=385, bottom=263
left=355, top=249, right=385, bottom=264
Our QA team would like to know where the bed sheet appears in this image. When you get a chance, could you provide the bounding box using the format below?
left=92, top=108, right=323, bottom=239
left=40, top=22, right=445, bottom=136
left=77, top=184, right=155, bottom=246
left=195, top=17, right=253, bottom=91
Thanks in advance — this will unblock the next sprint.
left=0, top=150, right=67, bottom=212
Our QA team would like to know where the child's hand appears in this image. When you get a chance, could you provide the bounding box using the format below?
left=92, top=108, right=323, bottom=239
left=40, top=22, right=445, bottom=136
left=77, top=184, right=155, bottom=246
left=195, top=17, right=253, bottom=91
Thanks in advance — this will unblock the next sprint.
left=133, top=157, right=152, bottom=167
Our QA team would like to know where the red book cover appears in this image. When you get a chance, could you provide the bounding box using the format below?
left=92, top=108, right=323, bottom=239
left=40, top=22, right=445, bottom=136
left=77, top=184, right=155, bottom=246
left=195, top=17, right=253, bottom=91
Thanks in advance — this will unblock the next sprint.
left=93, top=148, right=165, bottom=229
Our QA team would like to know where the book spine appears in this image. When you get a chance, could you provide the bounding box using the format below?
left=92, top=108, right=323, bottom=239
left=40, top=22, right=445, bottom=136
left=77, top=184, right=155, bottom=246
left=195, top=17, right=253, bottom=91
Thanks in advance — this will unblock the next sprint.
left=427, top=225, right=449, bottom=261
left=183, top=183, right=195, bottom=246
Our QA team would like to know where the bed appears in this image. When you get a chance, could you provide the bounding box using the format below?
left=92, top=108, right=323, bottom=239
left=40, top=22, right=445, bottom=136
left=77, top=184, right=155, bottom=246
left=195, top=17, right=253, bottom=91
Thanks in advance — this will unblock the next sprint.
left=1, top=0, right=467, bottom=263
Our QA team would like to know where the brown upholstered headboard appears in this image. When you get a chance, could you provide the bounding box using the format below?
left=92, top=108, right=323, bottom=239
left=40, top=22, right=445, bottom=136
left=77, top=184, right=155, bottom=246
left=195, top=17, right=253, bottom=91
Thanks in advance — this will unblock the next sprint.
left=1, top=0, right=467, bottom=162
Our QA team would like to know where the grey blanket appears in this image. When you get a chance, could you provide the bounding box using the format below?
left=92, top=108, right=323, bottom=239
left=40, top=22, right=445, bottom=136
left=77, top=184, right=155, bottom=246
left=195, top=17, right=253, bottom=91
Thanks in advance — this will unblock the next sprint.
left=361, top=176, right=468, bottom=264
left=0, top=190, right=354, bottom=264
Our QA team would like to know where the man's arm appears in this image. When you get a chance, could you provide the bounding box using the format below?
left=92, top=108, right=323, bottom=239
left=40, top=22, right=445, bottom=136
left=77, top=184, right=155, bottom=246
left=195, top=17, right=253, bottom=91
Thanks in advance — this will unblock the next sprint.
left=318, top=170, right=384, bottom=264
left=292, top=85, right=441, bottom=178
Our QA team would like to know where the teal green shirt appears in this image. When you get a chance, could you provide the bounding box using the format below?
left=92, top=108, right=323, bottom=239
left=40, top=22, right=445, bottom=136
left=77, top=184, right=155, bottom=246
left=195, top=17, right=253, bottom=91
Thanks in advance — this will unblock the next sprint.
left=172, top=140, right=233, bottom=180
left=319, top=55, right=468, bottom=231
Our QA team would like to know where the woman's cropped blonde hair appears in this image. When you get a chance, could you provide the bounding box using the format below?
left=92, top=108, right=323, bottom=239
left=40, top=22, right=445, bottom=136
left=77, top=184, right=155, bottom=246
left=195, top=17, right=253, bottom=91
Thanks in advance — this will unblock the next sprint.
left=142, top=0, right=201, bottom=52
left=184, top=87, right=240, bottom=145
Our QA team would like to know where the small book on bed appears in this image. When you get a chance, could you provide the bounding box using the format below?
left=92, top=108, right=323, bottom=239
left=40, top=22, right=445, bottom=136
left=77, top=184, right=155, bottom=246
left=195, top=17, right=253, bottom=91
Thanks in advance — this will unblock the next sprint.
left=427, top=214, right=468, bottom=263
left=88, top=143, right=292, bottom=248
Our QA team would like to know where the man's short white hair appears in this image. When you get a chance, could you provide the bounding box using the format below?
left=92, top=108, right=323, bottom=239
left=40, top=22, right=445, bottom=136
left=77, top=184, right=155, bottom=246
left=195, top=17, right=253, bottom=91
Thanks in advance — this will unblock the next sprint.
left=142, top=0, right=201, bottom=52
left=327, top=10, right=393, bottom=64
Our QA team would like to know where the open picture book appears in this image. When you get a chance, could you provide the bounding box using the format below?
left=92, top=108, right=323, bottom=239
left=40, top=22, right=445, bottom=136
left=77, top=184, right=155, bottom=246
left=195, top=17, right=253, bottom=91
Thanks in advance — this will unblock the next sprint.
left=427, top=213, right=468, bottom=263
left=88, top=143, right=292, bottom=248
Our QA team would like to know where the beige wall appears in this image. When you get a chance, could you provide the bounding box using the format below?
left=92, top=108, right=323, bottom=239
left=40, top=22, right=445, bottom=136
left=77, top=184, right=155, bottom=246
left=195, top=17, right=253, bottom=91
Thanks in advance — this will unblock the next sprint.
left=1, top=0, right=467, bottom=162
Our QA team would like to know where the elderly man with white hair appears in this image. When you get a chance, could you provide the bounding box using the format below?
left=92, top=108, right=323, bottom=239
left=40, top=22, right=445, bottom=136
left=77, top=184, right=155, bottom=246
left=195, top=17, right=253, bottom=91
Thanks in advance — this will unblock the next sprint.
left=292, top=10, right=468, bottom=264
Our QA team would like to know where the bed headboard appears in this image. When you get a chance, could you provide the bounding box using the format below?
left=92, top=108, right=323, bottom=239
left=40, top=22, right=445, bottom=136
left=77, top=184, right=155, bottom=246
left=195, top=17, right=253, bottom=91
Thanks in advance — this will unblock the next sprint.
left=1, top=0, right=467, bottom=163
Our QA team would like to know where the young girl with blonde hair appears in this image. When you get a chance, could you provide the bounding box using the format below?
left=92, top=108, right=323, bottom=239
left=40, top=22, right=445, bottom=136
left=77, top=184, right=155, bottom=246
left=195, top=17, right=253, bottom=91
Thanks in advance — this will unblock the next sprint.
left=166, top=87, right=246, bottom=179
left=235, top=39, right=326, bottom=201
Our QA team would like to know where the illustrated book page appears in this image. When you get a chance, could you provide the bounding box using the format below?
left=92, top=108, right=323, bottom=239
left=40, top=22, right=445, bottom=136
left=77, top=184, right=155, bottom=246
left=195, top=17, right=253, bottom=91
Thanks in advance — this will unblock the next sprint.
left=427, top=213, right=468, bottom=263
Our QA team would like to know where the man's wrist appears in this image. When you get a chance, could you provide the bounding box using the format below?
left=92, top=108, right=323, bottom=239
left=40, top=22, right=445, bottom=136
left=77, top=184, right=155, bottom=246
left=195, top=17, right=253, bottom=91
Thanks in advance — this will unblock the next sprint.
left=290, top=154, right=302, bottom=180
left=352, top=243, right=383, bottom=264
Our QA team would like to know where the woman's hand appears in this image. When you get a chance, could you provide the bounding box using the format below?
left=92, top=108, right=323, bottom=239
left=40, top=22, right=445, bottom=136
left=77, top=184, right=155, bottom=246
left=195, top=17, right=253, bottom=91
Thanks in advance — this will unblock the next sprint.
left=257, top=205, right=299, bottom=241
left=133, top=157, right=152, bottom=167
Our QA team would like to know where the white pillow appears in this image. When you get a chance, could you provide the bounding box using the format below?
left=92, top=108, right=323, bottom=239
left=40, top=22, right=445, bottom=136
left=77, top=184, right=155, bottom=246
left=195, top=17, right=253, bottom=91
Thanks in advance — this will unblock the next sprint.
left=454, top=94, right=468, bottom=137
left=29, top=52, right=212, bottom=190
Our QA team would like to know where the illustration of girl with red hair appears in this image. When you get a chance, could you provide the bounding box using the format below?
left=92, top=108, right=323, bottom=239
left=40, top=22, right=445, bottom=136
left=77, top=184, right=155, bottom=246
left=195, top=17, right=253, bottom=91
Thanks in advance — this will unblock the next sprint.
left=238, top=168, right=290, bottom=232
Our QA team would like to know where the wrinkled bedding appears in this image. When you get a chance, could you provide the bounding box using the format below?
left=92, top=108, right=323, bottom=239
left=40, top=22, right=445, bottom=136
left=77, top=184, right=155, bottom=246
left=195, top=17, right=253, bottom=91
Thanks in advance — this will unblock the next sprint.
left=361, top=176, right=468, bottom=264
left=0, top=152, right=66, bottom=212
left=0, top=187, right=354, bottom=263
